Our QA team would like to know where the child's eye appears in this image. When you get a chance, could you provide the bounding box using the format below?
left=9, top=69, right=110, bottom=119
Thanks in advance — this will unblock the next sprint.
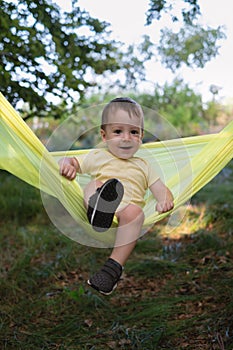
left=113, top=129, right=122, bottom=134
left=131, top=130, right=140, bottom=135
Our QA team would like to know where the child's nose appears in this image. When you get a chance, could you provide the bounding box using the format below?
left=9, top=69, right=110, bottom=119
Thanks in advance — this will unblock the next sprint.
left=122, top=132, right=131, bottom=140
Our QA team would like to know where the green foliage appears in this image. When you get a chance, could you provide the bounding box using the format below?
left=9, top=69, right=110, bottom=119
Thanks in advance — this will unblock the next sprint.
left=156, top=79, right=203, bottom=124
left=146, top=0, right=201, bottom=25
left=158, top=25, right=226, bottom=71
left=72, top=79, right=227, bottom=138
left=193, top=160, right=233, bottom=226
left=133, top=79, right=205, bottom=136
left=0, top=171, right=45, bottom=224
left=0, top=0, right=137, bottom=117
left=145, top=1, right=226, bottom=74
left=0, top=0, right=228, bottom=123
left=202, top=85, right=233, bottom=127
left=203, top=100, right=222, bottom=125
left=62, top=80, right=231, bottom=140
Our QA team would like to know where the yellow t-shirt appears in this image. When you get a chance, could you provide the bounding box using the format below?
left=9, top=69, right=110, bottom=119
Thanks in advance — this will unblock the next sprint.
left=77, top=149, right=159, bottom=209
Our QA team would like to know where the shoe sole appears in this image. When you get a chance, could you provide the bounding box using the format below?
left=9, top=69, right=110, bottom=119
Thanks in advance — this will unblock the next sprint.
left=87, top=179, right=124, bottom=232
left=87, top=279, right=118, bottom=295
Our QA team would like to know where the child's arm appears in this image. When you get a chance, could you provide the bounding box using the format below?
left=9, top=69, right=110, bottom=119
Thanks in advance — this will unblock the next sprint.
left=59, top=157, right=80, bottom=180
left=149, top=179, right=174, bottom=213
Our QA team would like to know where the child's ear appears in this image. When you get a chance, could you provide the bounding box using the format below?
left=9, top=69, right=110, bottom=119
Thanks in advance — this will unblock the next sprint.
left=100, top=128, right=106, bottom=142
left=140, top=130, right=144, bottom=141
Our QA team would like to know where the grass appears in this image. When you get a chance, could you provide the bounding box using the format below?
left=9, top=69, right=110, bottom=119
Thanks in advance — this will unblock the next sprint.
left=0, top=161, right=233, bottom=349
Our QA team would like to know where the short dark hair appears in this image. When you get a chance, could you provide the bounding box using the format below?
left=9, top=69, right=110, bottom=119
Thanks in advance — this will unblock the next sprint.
left=101, top=97, right=144, bottom=130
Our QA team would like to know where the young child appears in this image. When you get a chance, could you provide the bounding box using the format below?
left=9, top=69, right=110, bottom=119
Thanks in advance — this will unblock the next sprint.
left=59, top=97, right=174, bottom=295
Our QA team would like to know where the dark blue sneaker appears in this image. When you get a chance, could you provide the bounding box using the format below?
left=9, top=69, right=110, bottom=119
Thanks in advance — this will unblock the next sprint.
left=87, top=258, right=123, bottom=295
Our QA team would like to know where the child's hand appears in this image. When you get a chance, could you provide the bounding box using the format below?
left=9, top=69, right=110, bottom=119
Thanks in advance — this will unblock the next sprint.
left=156, top=200, right=174, bottom=213
left=59, top=157, right=79, bottom=180
left=150, top=179, right=174, bottom=214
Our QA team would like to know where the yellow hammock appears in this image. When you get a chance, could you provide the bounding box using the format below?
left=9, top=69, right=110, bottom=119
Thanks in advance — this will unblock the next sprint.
left=0, top=92, right=232, bottom=247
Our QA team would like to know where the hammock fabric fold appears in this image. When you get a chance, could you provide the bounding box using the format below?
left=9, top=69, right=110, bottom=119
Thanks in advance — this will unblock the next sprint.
left=0, top=92, right=232, bottom=246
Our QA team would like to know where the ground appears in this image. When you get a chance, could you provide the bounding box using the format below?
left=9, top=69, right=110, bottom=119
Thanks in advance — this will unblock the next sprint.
left=0, top=161, right=232, bottom=349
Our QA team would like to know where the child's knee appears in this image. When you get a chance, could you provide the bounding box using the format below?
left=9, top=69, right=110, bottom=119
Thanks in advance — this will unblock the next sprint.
left=117, top=204, right=144, bottom=225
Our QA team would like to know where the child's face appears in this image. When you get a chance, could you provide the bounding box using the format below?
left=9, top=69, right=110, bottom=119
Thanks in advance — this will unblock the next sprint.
left=100, top=109, right=143, bottom=159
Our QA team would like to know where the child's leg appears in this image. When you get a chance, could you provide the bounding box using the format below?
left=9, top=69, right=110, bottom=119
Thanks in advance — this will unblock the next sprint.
left=110, top=204, right=144, bottom=266
left=88, top=204, right=144, bottom=294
